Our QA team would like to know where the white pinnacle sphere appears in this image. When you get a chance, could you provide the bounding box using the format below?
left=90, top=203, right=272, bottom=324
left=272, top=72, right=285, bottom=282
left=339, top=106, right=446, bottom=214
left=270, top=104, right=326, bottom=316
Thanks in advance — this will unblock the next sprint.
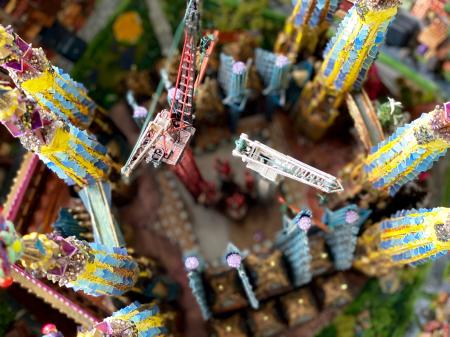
left=185, top=256, right=199, bottom=271
left=298, top=216, right=312, bottom=231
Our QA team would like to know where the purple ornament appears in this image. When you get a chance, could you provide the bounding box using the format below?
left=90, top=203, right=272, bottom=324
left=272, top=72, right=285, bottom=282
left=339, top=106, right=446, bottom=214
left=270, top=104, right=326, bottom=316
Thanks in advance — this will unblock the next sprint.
left=31, top=109, right=43, bottom=130
left=185, top=256, right=199, bottom=271
left=60, top=239, right=77, bottom=256
left=226, top=253, right=242, bottom=268
left=444, top=102, right=450, bottom=121
left=16, top=37, right=30, bottom=53
left=297, top=216, right=312, bottom=231
left=275, top=55, right=290, bottom=68
left=417, top=44, right=428, bottom=55
left=232, top=61, right=247, bottom=75
left=133, top=106, right=147, bottom=119
left=345, top=210, right=360, bottom=224
left=47, top=265, right=67, bottom=277
left=3, top=61, right=22, bottom=71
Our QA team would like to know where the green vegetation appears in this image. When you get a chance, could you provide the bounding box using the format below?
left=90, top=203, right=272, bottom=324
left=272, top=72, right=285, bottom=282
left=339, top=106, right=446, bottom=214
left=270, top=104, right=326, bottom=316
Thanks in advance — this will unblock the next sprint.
left=444, top=256, right=450, bottom=279
left=71, top=0, right=161, bottom=108
left=316, top=266, right=429, bottom=337
left=377, top=52, right=443, bottom=103
left=203, top=0, right=286, bottom=49
left=161, top=0, right=186, bottom=30
left=0, top=293, right=16, bottom=336
left=71, top=0, right=287, bottom=107
left=445, top=2, right=450, bottom=13
left=318, top=324, right=338, bottom=337
left=444, top=159, right=450, bottom=206
left=376, top=99, right=406, bottom=131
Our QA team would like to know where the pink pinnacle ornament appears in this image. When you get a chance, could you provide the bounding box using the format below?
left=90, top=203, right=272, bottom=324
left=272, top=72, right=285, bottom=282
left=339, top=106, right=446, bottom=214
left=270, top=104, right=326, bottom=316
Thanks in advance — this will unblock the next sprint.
left=133, top=106, right=147, bottom=119
left=226, top=253, right=242, bottom=268
left=185, top=256, right=199, bottom=271
left=275, top=55, right=290, bottom=68
left=232, top=61, right=247, bottom=75
left=298, top=216, right=312, bottom=231
left=444, top=102, right=450, bottom=118
left=345, top=210, right=360, bottom=224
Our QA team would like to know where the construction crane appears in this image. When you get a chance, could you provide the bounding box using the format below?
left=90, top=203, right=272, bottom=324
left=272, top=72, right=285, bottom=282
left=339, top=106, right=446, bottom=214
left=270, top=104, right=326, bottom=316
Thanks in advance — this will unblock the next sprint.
left=232, top=133, right=344, bottom=193
left=122, top=0, right=200, bottom=176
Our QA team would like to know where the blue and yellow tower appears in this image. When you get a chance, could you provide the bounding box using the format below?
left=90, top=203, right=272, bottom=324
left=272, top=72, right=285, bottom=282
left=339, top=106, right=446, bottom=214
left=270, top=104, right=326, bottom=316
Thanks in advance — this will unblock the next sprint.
left=296, top=0, right=400, bottom=140
left=275, top=0, right=341, bottom=60
left=380, top=207, right=449, bottom=266
left=365, top=103, right=450, bottom=195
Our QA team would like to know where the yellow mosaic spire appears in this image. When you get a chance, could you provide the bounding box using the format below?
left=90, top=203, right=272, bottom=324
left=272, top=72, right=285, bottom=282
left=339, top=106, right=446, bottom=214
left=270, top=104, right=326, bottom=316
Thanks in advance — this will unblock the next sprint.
left=0, top=25, right=97, bottom=130
left=0, top=87, right=110, bottom=187
left=380, top=207, right=450, bottom=266
left=275, top=0, right=340, bottom=59
left=295, top=0, right=400, bottom=139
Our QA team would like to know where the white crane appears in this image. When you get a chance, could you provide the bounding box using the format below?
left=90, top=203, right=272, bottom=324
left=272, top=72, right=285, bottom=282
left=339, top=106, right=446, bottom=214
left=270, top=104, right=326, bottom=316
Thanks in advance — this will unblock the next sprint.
left=232, top=133, right=344, bottom=193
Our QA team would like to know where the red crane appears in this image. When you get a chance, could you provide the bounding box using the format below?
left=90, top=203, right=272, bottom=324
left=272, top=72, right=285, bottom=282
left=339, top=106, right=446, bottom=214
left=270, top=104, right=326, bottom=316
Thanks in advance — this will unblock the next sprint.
left=122, top=0, right=201, bottom=175
left=122, top=0, right=216, bottom=204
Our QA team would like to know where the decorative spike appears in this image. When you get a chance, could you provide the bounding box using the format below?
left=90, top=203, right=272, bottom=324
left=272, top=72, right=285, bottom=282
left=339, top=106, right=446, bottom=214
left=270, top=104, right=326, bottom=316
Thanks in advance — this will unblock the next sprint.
left=323, top=205, right=372, bottom=270
left=0, top=26, right=96, bottom=129
left=184, top=254, right=211, bottom=320
left=274, top=0, right=340, bottom=59
left=218, top=53, right=251, bottom=112
left=255, top=49, right=292, bottom=106
left=275, top=208, right=313, bottom=286
left=225, top=243, right=259, bottom=309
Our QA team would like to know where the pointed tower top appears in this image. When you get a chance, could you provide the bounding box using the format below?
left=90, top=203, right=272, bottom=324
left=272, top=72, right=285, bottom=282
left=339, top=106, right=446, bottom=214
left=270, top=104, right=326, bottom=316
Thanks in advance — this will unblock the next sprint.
left=225, top=242, right=241, bottom=255
left=224, top=243, right=243, bottom=268
left=185, top=256, right=200, bottom=271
